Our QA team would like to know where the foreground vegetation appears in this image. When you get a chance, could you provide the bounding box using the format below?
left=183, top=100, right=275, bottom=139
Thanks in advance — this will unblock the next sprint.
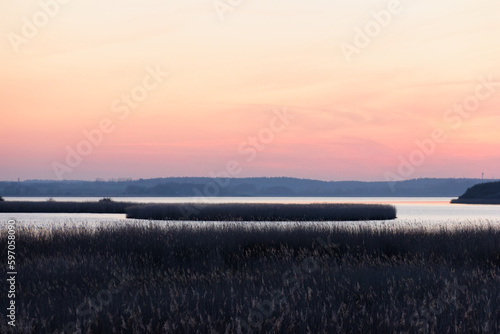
left=1, top=221, right=499, bottom=333
left=126, top=203, right=397, bottom=221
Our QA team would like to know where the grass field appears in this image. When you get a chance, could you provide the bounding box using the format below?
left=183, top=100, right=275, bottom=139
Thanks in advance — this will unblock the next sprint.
left=1, top=220, right=499, bottom=333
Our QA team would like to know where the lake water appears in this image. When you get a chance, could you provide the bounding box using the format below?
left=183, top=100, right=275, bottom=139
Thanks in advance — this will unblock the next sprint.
left=1, top=197, right=499, bottom=231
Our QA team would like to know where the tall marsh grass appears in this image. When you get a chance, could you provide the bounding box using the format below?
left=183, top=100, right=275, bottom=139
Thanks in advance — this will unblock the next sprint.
left=1, top=221, right=499, bottom=333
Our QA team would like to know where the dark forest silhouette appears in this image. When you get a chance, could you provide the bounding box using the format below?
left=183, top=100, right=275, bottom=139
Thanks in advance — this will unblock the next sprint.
left=0, top=177, right=491, bottom=197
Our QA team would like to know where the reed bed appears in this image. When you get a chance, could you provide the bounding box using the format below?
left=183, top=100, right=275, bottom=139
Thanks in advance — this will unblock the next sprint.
left=1, top=221, right=500, bottom=333
left=125, top=203, right=397, bottom=221
left=0, top=200, right=134, bottom=214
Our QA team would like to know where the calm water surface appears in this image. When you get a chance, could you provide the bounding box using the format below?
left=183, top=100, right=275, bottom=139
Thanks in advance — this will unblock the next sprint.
left=1, top=197, right=499, bottom=230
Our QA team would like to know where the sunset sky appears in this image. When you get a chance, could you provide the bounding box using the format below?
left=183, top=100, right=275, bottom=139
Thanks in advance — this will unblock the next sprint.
left=1, top=0, right=499, bottom=181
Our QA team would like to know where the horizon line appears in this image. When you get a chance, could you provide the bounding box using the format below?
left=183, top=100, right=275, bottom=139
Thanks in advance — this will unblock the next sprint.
left=1, top=176, right=495, bottom=183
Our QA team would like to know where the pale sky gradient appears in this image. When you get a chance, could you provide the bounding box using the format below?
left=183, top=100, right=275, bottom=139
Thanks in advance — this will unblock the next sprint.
left=1, top=0, right=499, bottom=181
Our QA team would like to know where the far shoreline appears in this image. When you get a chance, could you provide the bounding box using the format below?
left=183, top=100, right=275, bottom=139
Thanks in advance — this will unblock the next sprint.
left=451, top=198, right=500, bottom=205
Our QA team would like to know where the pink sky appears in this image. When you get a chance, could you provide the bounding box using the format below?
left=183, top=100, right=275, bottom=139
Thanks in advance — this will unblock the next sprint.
left=1, top=0, right=499, bottom=181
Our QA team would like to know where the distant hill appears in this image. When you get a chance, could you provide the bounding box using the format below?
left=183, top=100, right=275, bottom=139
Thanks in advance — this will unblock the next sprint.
left=451, top=181, right=500, bottom=204
left=0, top=177, right=492, bottom=198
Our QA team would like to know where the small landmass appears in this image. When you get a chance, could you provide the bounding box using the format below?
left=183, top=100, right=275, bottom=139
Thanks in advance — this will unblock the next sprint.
left=451, top=181, right=500, bottom=204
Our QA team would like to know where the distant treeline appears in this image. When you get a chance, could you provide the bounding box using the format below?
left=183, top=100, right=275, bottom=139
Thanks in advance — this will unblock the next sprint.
left=0, top=177, right=492, bottom=197
left=451, top=181, right=500, bottom=204
left=125, top=203, right=397, bottom=221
